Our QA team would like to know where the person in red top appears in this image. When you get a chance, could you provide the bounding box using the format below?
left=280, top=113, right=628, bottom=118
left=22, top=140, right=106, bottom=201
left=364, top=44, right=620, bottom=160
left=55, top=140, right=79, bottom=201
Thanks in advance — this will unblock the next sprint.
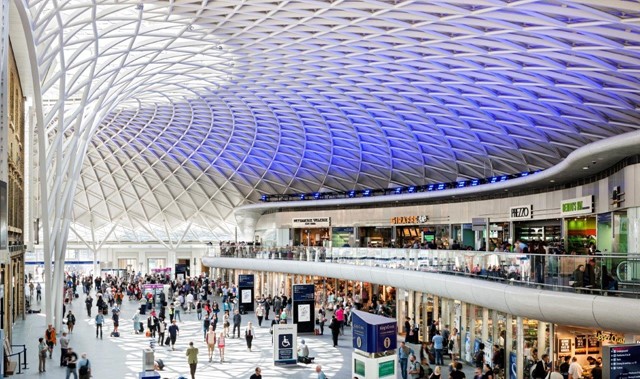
left=334, top=305, right=345, bottom=335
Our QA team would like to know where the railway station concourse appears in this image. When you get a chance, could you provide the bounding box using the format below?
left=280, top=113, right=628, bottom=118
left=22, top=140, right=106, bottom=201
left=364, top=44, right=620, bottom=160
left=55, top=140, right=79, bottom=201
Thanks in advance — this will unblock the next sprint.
left=1, top=0, right=640, bottom=378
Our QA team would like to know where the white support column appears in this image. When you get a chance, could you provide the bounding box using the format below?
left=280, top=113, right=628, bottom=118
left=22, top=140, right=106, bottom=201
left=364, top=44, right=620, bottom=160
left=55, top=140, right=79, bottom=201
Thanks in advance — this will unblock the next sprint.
left=506, top=314, right=513, bottom=379
left=469, top=304, right=477, bottom=362
left=433, top=295, right=439, bottom=327
left=538, top=321, right=547, bottom=356
left=517, top=316, right=524, bottom=379
left=482, top=307, right=489, bottom=346
left=460, top=302, right=468, bottom=360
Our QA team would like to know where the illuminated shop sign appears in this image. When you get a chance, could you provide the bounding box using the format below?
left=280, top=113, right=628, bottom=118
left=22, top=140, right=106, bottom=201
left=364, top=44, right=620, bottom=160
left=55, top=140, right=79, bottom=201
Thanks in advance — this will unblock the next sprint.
left=561, top=195, right=594, bottom=216
left=596, top=331, right=625, bottom=344
left=509, top=205, right=532, bottom=220
left=291, top=217, right=331, bottom=227
left=390, top=215, right=429, bottom=224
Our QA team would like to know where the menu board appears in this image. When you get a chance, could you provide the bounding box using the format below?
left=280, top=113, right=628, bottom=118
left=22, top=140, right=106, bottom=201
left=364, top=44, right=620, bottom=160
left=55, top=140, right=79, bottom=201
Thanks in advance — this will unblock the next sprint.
left=559, top=339, right=572, bottom=354
left=575, top=335, right=587, bottom=355
left=588, top=335, right=601, bottom=354
left=604, top=344, right=640, bottom=379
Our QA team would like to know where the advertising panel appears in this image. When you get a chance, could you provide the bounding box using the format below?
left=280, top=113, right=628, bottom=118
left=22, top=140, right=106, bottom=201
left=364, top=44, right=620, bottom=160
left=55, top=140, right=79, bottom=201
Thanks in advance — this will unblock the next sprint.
left=351, top=310, right=397, bottom=354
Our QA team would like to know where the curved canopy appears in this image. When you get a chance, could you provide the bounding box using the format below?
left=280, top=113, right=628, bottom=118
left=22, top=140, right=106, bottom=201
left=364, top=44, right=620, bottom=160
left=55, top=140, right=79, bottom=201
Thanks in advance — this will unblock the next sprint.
left=22, top=0, right=640, bottom=242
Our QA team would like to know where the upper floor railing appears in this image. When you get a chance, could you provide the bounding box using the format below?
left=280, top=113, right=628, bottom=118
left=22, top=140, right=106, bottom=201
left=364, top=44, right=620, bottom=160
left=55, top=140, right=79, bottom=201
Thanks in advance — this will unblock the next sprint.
left=208, top=245, right=640, bottom=298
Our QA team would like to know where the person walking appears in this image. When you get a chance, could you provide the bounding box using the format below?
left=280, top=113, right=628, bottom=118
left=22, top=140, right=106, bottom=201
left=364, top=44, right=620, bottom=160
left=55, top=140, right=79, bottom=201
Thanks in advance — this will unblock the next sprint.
left=233, top=309, right=242, bottom=338
left=38, top=337, right=48, bottom=372
left=250, top=366, right=263, bottom=379
left=315, top=364, right=328, bottom=379
left=78, top=353, right=91, bottom=379
left=95, top=313, right=104, bottom=339
left=245, top=321, right=255, bottom=351
left=133, top=310, right=141, bottom=334
left=186, top=341, right=199, bottom=379
left=168, top=319, right=180, bottom=350
left=206, top=325, right=216, bottom=362
left=45, top=324, right=56, bottom=358
left=217, top=331, right=226, bottom=363
left=256, top=304, right=264, bottom=327
left=66, top=310, right=76, bottom=333
left=36, top=282, right=42, bottom=302
left=85, top=295, right=93, bottom=317
left=64, top=347, right=79, bottom=379
left=158, top=319, right=167, bottom=345
left=59, top=332, right=70, bottom=366
left=432, top=330, right=445, bottom=365
left=329, top=315, right=340, bottom=347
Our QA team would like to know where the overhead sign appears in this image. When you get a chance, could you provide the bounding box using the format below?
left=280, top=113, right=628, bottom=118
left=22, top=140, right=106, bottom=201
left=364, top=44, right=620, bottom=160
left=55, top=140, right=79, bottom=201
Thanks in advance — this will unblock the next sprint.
left=390, top=215, right=429, bottom=224
left=273, top=324, right=297, bottom=365
left=238, top=274, right=255, bottom=287
left=509, top=205, right=532, bottom=220
left=292, top=217, right=331, bottom=227
left=472, top=217, right=486, bottom=231
left=561, top=195, right=593, bottom=216
left=352, top=310, right=397, bottom=354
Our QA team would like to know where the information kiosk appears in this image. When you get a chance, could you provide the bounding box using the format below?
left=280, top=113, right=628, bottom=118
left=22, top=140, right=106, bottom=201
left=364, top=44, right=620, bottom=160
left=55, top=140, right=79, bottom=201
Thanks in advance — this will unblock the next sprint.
left=351, top=310, right=397, bottom=379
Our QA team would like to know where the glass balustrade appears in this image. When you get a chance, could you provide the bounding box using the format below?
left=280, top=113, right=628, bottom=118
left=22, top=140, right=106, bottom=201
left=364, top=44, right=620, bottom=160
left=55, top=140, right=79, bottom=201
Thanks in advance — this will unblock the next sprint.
left=207, top=245, right=640, bottom=298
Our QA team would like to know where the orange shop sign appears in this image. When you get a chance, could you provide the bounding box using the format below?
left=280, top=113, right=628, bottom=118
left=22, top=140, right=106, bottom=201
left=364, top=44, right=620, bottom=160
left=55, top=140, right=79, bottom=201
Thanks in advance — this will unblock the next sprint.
left=390, top=215, right=429, bottom=225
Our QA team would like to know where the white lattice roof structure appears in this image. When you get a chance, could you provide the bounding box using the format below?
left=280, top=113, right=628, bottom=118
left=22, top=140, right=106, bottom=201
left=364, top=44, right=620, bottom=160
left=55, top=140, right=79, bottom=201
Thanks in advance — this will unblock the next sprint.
left=15, top=0, right=640, bottom=243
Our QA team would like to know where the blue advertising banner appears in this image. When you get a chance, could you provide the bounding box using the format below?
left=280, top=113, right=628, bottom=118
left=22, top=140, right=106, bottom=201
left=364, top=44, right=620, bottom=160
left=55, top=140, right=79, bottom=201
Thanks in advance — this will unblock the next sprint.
left=292, top=284, right=314, bottom=301
left=509, top=352, right=517, bottom=379
left=238, top=274, right=255, bottom=287
left=351, top=310, right=397, bottom=354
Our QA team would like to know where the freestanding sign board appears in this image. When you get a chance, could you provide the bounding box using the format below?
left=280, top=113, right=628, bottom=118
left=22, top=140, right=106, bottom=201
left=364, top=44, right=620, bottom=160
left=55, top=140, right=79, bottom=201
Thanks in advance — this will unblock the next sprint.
left=238, top=274, right=255, bottom=312
left=351, top=310, right=397, bottom=379
left=273, top=323, right=297, bottom=366
left=292, top=284, right=315, bottom=333
left=603, top=344, right=640, bottom=379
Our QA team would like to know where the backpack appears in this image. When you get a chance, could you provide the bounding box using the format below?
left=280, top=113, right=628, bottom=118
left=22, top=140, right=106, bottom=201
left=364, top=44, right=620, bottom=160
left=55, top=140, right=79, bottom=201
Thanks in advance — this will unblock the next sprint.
left=79, top=360, right=90, bottom=375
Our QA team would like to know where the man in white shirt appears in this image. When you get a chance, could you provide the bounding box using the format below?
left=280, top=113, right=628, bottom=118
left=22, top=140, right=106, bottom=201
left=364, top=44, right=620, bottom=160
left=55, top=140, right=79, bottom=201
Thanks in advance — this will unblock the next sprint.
left=568, top=357, right=583, bottom=379
left=186, top=292, right=195, bottom=313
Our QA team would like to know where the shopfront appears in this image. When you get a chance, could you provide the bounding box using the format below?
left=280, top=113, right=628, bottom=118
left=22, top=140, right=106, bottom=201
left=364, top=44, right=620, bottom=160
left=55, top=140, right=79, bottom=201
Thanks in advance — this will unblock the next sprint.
left=292, top=217, right=331, bottom=246
left=357, top=226, right=392, bottom=247
left=331, top=226, right=354, bottom=247
left=561, top=196, right=596, bottom=254
left=554, top=326, right=631, bottom=379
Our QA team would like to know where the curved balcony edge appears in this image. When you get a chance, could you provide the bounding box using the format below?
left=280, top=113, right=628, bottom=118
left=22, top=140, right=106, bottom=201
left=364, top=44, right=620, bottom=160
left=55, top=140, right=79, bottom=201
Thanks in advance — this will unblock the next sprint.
left=203, top=257, right=640, bottom=333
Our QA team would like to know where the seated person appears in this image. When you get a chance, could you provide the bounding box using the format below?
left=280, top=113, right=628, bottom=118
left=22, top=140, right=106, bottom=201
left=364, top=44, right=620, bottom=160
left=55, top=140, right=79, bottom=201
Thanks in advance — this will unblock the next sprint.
left=154, top=358, right=164, bottom=371
left=297, top=339, right=314, bottom=364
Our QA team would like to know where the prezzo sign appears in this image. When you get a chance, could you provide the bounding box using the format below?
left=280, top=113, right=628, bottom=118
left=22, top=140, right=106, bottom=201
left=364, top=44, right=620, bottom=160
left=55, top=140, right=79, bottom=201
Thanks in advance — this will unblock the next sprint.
left=291, top=217, right=331, bottom=227
left=509, top=205, right=532, bottom=220
left=561, top=196, right=593, bottom=216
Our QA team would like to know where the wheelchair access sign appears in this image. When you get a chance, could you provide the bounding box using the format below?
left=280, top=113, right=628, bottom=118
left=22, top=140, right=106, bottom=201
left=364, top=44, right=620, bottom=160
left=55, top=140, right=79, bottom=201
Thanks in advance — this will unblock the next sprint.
left=273, top=324, right=297, bottom=365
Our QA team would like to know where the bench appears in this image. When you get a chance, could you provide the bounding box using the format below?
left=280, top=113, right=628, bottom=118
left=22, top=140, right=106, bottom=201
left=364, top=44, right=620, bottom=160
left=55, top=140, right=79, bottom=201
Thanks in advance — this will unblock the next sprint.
left=3, top=338, right=27, bottom=377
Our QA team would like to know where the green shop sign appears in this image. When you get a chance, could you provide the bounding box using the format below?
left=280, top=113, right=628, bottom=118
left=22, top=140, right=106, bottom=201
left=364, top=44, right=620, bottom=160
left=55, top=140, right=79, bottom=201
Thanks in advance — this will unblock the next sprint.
left=561, top=196, right=593, bottom=216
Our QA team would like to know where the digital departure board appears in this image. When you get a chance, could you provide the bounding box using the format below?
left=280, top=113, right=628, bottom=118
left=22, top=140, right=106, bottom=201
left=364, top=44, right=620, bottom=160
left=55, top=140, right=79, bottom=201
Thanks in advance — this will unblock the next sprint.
left=603, top=344, right=640, bottom=379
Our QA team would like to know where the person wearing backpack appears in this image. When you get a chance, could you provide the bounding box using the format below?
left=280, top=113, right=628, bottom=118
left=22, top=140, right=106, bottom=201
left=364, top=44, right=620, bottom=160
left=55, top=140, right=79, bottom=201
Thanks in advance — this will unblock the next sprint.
left=408, top=354, right=421, bottom=379
left=78, top=353, right=91, bottom=379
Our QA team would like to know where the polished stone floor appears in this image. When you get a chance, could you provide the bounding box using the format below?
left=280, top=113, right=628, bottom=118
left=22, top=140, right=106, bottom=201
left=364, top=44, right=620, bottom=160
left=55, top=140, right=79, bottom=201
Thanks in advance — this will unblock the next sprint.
left=14, top=285, right=475, bottom=379
left=16, top=288, right=351, bottom=379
